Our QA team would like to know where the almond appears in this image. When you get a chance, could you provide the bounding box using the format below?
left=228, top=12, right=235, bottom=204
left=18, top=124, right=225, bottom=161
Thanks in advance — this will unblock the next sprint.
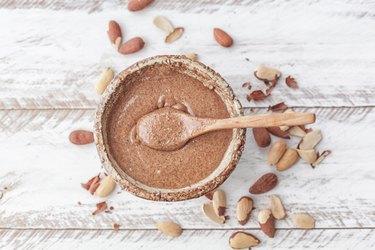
left=311, top=150, right=331, bottom=168
left=156, top=221, right=182, bottom=237
left=298, top=130, right=322, bottom=150
left=252, top=127, right=271, bottom=147
left=95, top=67, right=114, bottom=95
left=297, top=149, right=318, bottom=164
left=213, top=28, right=233, bottom=47
left=119, top=37, right=145, bottom=55
left=249, top=173, right=278, bottom=194
left=95, top=176, right=116, bottom=198
left=165, top=27, right=184, bottom=43
left=128, top=0, right=153, bottom=11
left=267, top=126, right=290, bottom=139
left=269, top=195, right=286, bottom=219
left=254, top=65, right=281, bottom=82
left=153, top=16, right=174, bottom=33
left=292, top=213, right=315, bottom=229
left=288, top=126, right=307, bottom=137
left=69, top=130, right=94, bottom=145
left=184, top=53, right=198, bottom=61
left=236, top=196, right=253, bottom=225
left=212, top=189, right=226, bottom=216
left=258, top=209, right=276, bottom=238
left=276, top=148, right=298, bottom=171
left=268, top=141, right=287, bottom=166
left=229, top=231, right=260, bottom=249
left=107, top=20, right=122, bottom=50
left=202, top=203, right=225, bottom=224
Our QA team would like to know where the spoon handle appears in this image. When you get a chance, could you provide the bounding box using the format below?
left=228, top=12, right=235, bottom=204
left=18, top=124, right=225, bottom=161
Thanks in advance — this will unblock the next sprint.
left=194, top=113, right=315, bottom=136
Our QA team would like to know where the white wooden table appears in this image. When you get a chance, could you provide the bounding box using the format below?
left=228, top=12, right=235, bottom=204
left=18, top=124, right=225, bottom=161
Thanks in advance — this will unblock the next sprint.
left=1, top=1, right=375, bottom=249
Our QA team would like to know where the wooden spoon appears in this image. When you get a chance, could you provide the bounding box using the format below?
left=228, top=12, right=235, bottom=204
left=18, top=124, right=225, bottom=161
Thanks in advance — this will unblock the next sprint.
left=136, top=107, right=315, bottom=151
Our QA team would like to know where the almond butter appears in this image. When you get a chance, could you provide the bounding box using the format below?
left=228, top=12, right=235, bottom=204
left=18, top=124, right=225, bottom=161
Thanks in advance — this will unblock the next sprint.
left=229, top=231, right=260, bottom=249
left=236, top=196, right=253, bottom=225
left=95, top=176, right=116, bottom=198
left=119, top=37, right=145, bottom=55
left=258, top=209, right=276, bottom=238
left=202, top=203, right=225, bottom=224
left=156, top=221, right=182, bottom=237
left=292, top=213, right=315, bottom=229
left=298, top=130, right=322, bottom=150
left=311, top=150, right=331, bottom=168
left=276, top=148, right=298, bottom=171
left=252, top=127, right=271, bottom=148
left=254, top=65, right=281, bottom=82
left=107, top=20, right=122, bottom=50
left=212, top=189, right=226, bottom=216
left=128, top=0, right=153, bottom=11
left=213, top=28, right=233, bottom=47
left=95, top=67, right=114, bottom=95
left=297, top=149, right=318, bottom=164
left=267, top=126, right=290, bottom=139
left=153, top=16, right=174, bottom=33
left=268, top=141, right=287, bottom=166
left=184, top=53, right=198, bottom=61
left=288, top=126, right=307, bottom=137
left=165, top=27, right=184, bottom=43
left=249, top=173, right=278, bottom=194
left=269, top=195, right=286, bottom=219
left=69, top=130, right=94, bottom=145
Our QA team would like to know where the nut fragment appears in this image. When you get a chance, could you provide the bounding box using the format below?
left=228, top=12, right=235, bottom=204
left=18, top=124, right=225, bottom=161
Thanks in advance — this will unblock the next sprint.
left=285, top=75, right=298, bottom=88
left=269, top=195, right=286, bottom=219
left=268, top=141, right=287, bottom=166
left=292, top=213, right=315, bottom=229
left=184, top=53, right=198, bottom=61
left=95, top=176, right=116, bottom=198
left=268, top=102, right=288, bottom=112
left=258, top=209, right=276, bottom=238
left=297, top=149, right=318, bottom=164
left=236, top=196, right=253, bottom=225
left=69, top=130, right=94, bottom=145
left=254, top=65, right=281, bottom=82
left=229, top=231, right=260, bottom=249
left=95, top=67, right=114, bottom=95
left=165, top=27, right=184, bottom=43
left=298, top=130, right=322, bottom=150
left=202, top=203, right=225, bottom=224
left=213, top=28, right=233, bottom=47
left=276, top=148, right=298, bottom=171
left=119, top=37, right=145, bottom=55
left=311, top=150, right=331, bottom=168
left=252, top=127, right=271, bottom=147
left=156, top=221, right=182, bottom=237
left=107, top=20, right=122, bottom=50
left=212, top=189, right=226, bottom=216
left=128, top=0, right=154, bottom=11
left=249, top=173, right=278, bottom=194
left=153, top=16, right=174, bottom=33
left=288, top=126, right=307, bottom=137
left=267, top=126, right=290, bottom=139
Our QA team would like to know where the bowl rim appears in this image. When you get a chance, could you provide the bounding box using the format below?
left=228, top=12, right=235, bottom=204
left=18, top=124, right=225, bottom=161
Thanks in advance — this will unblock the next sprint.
left=94, top=55, right=246, bottom=201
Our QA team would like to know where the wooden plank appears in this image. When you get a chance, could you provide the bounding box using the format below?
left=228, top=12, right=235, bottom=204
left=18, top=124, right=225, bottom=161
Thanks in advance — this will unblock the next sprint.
left=0, top=107, right=374, bottom=229
left=1, top=1, right=375, bottom=109
left=1, top=229, right=374, bottom=249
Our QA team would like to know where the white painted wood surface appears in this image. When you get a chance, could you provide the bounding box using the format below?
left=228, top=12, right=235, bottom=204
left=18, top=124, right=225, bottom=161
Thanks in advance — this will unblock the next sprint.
left=1, top=0, right=374, bottom=249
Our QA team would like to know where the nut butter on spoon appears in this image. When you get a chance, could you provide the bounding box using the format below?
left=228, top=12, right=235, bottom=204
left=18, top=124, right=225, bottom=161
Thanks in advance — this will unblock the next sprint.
left=136, top=107, right=315, bottom=151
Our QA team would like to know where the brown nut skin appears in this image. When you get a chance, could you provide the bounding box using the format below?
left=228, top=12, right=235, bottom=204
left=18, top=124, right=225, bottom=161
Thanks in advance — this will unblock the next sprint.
left=128, top=0, right=154, bottom=11
left=213, top=28, right=233, bottom=47
left=276, top=148, right=298, bottom=171
left=268, top=141, right=287, bottom=166
left=119, top=37, right=145, bottom=55
left=69, top=130, right=94, bottom=145
left=249, top=173, right=278, bottom=194
left=253, top=127, right=271, bottom=147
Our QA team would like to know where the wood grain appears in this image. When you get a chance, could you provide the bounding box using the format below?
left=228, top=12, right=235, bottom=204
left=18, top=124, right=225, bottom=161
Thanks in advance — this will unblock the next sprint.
left=0, top=107, right=374, bottom=229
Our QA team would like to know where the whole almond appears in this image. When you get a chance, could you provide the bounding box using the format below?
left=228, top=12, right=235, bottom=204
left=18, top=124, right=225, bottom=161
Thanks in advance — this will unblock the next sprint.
left=95, top=67, right=114, bottom=95
left=107, top=20, right=122, bottom=50
left=153, top=16, right=174, bottom=33
left=156, top=221, right=182, bottom=237
left=258, top=209, right=276, bottom=238
left=249, top=173, right=278, bottom=194
left=202, top=203, right=225, bottom=224
left=254, top=65, right=281, bottom=82
left=269, top=195, right=286, bottom=219
left=212, top=189, right=226, bottom=216
left=95, top=176, right=116, bottom=198
left=69, top=130, right=94, bottom=145
left=267, top=126, right=290, bottom=139
left=165, top=27, right=184, bottom=43
left=276, top=148, right=298, bottom=171
left=252, top=127, right=271, bottom=147
left=119, top=37, right=145, bottom=55
left=288, top=126, right=307, bottom=137
left=268, top=141, right=287, bottom=166
left=298, top=130, right=322, bottom=150
left=213, top=28, right=233, bottom=47
left=236, top=196, right=253, bottom=225
left=128, top=0, right=153, bottom=11
left=292, top=213, right=315, bottom=229
left=229, top=231, right=260, bottom=249
left=297, top=149, right=318, bottom=164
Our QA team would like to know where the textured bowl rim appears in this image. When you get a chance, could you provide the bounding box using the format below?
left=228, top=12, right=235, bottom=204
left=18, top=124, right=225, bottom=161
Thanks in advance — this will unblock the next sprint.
left=94, top=55, right=246, bottom=201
